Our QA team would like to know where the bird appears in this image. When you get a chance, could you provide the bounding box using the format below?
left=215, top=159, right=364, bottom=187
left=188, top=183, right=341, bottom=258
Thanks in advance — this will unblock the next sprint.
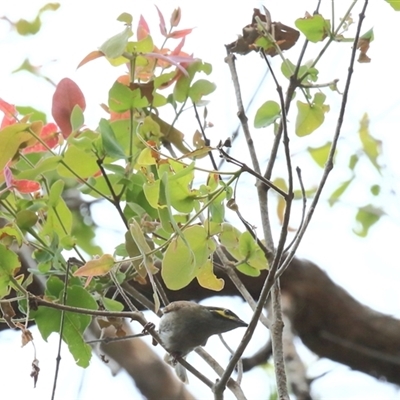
left=157, top=300, right=248, bottom=382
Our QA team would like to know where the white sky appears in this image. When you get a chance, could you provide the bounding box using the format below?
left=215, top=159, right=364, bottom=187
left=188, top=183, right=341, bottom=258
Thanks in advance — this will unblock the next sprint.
left=1, top=1, right=400, bottom=399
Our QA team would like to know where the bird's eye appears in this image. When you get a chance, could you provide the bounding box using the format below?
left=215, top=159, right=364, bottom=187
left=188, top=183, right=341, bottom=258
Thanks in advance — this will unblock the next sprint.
left=224, top=309, right=237, bottom=318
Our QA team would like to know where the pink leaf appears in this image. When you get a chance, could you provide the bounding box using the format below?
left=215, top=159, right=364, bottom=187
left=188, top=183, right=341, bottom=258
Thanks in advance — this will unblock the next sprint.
left=145, top=52, right=196, bottom=76
left=12, top=179, right=41, bottom=193
left=51, top=78, right=86, bottom=138
left=155, top=5, right=167, bottom=36
left=172, top=37, right=185, bottom=55
left=168, top=28, right=193, bottom=39
left=23, top=122, right=59, bottom=153
left=137, top=15, right=150, bottom=40
left=0, top=98, right=17, bottom=128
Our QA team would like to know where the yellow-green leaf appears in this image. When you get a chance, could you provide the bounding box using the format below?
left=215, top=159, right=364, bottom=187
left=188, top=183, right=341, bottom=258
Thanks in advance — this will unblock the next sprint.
left=295, top=13, right=331, bottom=43
left=308, top=141, right=332, bottom=168
left=296, top=93, right=329, bottom=136
left=73, top=254, right=115, bottom=277
left=254, top=100, right=281, bottom=128
left=196, top=259, right=224, bottom=291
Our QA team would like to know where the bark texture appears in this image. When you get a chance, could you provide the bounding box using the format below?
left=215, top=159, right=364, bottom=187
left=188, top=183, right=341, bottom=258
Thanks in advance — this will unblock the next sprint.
left=2, top=254, right=400, bottom=390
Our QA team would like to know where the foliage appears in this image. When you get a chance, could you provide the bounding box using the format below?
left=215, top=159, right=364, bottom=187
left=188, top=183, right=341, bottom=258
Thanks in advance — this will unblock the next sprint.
left=0, top=2, right=396, bottom=398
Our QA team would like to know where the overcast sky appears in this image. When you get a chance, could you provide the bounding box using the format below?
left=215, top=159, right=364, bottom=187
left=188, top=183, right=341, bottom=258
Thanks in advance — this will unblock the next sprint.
left=1, top=1, right=400, bottom=399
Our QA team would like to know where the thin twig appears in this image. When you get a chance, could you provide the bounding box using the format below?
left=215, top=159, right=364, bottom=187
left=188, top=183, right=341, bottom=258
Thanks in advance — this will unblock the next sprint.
left=215, top=248, right=270, bottom=329
left=283, top=167, right=307, bottom=254
left=193, top=348, right=247, bottom=400
left=51, top=259, right=71, bottom=400
left=224, top=52, right=274, bottom=253
left=218, top=147, right=288, bottom=199
left=110, top=270, right=139, bottom=312
left=217, top=334, right=244, bottom=385
left=270, top=281, right=289, bottom=400
left=276, top=0, right=369, bottom=280
left=260, top=49, right=293, bottom=400
left=192, top=102, right=219, bottom=172
left=86, top=332, right=150, bottom=344
left=96, top=159, right=129, bottom=230
left=121, top=282, right=160, bottom=316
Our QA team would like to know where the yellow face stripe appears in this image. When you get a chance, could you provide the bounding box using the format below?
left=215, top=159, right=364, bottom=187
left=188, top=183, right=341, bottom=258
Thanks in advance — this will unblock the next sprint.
left=210, top=308, right=240, bottom=321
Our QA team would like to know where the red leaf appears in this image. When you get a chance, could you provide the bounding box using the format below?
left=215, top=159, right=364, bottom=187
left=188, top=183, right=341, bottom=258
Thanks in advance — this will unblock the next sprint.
left=172, top=37, right=185, bottom=55
left=155, top=5, right=167, bottom=36
left=137, top=15, right=150, bottom=40
left=23, top=122, right=59, bottom=153
left=168, top=28, right=193, bottom=39
left=51, top=78, right=86, bottom=138
left=77, top=50, right=104, bottom=69
left=12, top=179, right=41, bottom=193
left=0, top=98, right=17, bottom=128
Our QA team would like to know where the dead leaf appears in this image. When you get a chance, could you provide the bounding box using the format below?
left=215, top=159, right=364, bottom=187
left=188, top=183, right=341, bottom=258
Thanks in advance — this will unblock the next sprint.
left=357, top=38, right=371, bottom=63
left=226, top=7, right=299, bottom=56
left=30, top=359, right=40, bottom=388
left=15, top=322, right=34, bottom=347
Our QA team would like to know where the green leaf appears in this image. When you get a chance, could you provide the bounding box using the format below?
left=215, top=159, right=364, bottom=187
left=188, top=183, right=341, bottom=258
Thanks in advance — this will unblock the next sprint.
left=254, top=100, right=281, bottom=128
left=42, top=181, right=72, bottom=240
left=295, top=14, right=331, bottom=42
left=173, top=61, right=212, bottom=103
left=189, top=79, right=216, bottom=103
left=57, top=145, right=99, bottom=178
left=16, top=106, right=47, bottom=123
left=117, top=12, right=133, bottom=24
left=386, top=0, right=400, bottom=10
left=281, top=59, right=319, bottom=83
left=168, top=162, right=198, bottom=213
left=348, top=154, right=359, bottom=170
left=17, top=155, right=62, bottom=180
left=353, top=206, right=383, bottom=237
left=0, top=123, right=34, bottom=171
left=358, top=113, right=382, bottom=173
left=70, top=105, right=84, bottom=132
left=162, top=235, right=196, bottom=290
left=0, top=224, right=23, bottom=247
left=98, top=119, right=126, bottom=159
left=219, top=223, right=242, bottom=260
left=100, top=26, right=133, bottom=59
left=0, top=244, right=20, bottom=298
left=48, top=179, right=64, bottom=207
left=16, top=17, right=41, bottom=35
left=236, top=263, right=261, bottom=277
left=15, top=210, right=38, bottom=230
left=32, top=277, right=98, bottom=367
left=328, top=179, right=353, bottom=206
left=238, top=231, right=254, bottom=259
left=360, top=28, right=374, bottom=41
left=238, top=231, right=268, bottom=270
left=103, top=297, right=124, bottom=311
left=307, top=142, right=332, bottom=168
left=143, top=179, right=160, bottom=210
left=126, top=35, right=154, bottom=53
left=296, top=93, right=329, bottom=136
left=162, top=225, right=213, bottom=290
left=39, top=3, right=61, bottom=13
left=108, top=81, right=149, bottom=112
left=370, top=184, right=380, bottom=196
